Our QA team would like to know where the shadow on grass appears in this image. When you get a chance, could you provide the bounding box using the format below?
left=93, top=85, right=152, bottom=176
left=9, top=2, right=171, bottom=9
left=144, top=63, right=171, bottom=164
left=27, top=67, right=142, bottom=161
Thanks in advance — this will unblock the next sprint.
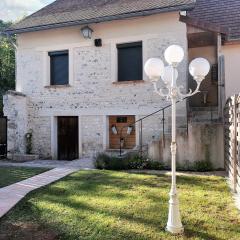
left=0, top=170, right=239, bottom=240
left=127, top=171, right=228, bottom=193
left=0, top=167, right=49, bottom=188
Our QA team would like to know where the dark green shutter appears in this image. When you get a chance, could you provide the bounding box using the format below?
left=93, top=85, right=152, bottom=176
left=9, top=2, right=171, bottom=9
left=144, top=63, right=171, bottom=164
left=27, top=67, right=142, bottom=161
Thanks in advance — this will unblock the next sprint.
left=117, top=42, right=143, bottom=81
left=49, top=50, right=69, bottom=85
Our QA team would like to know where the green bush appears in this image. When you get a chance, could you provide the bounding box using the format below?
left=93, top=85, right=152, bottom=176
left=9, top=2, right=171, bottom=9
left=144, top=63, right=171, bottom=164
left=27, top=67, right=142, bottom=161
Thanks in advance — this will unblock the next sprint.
left=94, top=153, right=125, bottom=170
left=193, top=160, right=213, bottom=172
left=145, top=160, right=165, bottom=170
left=125, top=154, right=145, bottom=169
left=176, top=160, right=214, bottom=172
left=94, top=153, right=214, bottom=172
left=94, top=153, right=165, bottom=170
left=94, top=153, right=110, bottom=169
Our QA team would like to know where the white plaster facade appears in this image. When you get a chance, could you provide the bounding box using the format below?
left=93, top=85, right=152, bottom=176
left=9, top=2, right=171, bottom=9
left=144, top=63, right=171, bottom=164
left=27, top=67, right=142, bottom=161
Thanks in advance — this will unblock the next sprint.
left=222, top=44, right=240, bottom=99
left=4, top=12, right=189, bottom=159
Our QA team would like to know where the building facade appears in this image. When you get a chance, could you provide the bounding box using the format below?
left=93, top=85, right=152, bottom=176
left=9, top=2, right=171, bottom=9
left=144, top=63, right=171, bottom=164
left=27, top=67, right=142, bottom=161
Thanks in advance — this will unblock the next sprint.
left=3, top=0, right=240, bottom=165
left=4, top=7, right=191, bottom=159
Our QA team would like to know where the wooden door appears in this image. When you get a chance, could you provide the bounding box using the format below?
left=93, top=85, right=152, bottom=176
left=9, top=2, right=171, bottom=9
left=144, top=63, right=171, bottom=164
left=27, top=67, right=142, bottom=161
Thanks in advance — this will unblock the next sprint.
left=58, top=117, right=79, bottom=160
left=109, top=116, right=136, bottom=149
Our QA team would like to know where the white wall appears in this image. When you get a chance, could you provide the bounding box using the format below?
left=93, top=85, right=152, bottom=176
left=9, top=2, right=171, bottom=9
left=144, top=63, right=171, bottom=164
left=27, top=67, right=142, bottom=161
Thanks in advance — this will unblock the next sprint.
left=148, top=123, right=224, bottom=169
left=5, top=12, right=189, bottom=158
left=222, top=44, right=240, bottom=99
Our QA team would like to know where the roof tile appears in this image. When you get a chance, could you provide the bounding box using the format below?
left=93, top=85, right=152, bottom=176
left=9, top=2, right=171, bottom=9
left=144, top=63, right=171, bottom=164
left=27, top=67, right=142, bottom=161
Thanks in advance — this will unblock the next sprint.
left=188, top=0, right=240, bottom=40
left=7, top=0, right=195, bottom=34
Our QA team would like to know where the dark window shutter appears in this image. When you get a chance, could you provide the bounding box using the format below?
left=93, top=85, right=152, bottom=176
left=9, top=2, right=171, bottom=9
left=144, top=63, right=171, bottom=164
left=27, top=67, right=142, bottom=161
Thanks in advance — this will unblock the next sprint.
left=49, top=50, right=69, bottom=85
left=117, top=42, right=142, bottom=82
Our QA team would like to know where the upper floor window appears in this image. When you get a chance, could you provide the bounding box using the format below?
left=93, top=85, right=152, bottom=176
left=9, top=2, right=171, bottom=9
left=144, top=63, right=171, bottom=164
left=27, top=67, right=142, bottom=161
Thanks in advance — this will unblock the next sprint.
left=48, top=50, right=69, bottom=85
left=117, top=42, right=143, bottom=82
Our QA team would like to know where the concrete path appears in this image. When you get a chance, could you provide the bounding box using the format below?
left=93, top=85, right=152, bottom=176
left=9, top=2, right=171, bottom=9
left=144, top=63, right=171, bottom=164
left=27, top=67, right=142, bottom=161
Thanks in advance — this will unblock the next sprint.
left=0, top=158, right=95, bottom=218
left=0, top=158, right=95, bottom=169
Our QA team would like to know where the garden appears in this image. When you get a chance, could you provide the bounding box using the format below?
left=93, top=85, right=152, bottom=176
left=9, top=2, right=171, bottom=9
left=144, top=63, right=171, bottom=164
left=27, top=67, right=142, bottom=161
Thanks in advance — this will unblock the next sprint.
left=0, top=170, right=239, bottom=240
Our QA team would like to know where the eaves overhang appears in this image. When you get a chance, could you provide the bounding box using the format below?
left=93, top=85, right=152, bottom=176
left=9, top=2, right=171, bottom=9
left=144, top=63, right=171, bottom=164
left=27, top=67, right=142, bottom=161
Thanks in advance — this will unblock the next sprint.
left=5, top=3, right=196, bottom=35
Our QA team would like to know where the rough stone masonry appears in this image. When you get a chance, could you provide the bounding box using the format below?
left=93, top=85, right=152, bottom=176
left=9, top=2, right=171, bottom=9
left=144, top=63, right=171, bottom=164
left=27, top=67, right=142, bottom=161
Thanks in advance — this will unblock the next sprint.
left=4, top=13, right=188, bottom=159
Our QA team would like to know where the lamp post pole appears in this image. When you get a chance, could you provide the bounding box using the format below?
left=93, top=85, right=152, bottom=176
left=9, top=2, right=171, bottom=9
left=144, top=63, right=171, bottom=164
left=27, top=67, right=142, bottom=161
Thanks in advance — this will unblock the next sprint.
left=144, top=45, right=210, bottom=234
left=166, top=65, right=184, bottom=233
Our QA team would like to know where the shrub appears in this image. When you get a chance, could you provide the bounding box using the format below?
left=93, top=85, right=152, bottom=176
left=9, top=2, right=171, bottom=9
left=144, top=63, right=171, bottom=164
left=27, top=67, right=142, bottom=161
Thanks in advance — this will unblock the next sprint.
left=193, top=160, right=213, bottom=172
left=94, top=153, right=126, bottom=170
left=94, top=153, right=165, bottom=170
left=94, top=153, right=110, bottom=169
left=25, top=130, right=33, bottom=154
left=145, top=160, right=165, bottom=170
left=105, top=157, right=128, bottom=170
left=125, top=154, right=145, bottom=169
left=175, top=160, right=214, bottom=172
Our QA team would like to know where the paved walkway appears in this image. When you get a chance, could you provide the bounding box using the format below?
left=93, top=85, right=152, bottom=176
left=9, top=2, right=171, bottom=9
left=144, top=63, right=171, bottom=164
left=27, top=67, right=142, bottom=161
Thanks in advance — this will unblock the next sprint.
left=0, top=158, right=95, bottom=169
left=0, top=158, right=95, bottom=218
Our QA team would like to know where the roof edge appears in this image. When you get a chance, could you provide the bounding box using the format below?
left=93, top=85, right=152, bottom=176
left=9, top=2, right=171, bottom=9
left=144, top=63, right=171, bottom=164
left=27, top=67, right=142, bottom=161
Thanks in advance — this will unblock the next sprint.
left=223, top=38, right=240, bottom=45
left=5, top=3, right=195, bottom=35
left=180, top=15, right=229, bottom=35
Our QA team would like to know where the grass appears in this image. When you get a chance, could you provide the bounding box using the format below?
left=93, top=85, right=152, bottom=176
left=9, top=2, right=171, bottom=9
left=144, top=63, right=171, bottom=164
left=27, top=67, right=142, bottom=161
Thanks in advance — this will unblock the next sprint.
left=0, top=167, right=49, bottom=188
left=0, top=170, right=239, bottom=240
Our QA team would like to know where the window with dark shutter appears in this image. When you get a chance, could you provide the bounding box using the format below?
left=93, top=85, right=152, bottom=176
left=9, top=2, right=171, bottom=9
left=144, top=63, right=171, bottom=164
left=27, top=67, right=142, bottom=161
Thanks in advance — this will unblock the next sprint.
left=48, top=50, right=69, bottom=85
left=117, top=42, right=143, bottom=82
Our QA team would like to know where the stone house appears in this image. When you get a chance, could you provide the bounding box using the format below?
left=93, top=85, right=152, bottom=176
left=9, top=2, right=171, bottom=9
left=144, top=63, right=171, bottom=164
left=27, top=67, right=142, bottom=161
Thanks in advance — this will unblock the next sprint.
left=2, top=0, right=240, bottom=167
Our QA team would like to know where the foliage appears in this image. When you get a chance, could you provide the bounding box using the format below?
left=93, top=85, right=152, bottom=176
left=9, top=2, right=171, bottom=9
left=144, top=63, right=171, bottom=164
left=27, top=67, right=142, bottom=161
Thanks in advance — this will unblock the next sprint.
left=95, top=153, right=214, bottom=172
left=193, top=160, right=213, bottom=172
left=176, top=160, right=214, bottom=172
left=25, top=129, right=33, bottom=154
left=0, top=20, right=15, bottom=114
left=94, top=153, right=165, bottom=170
left=94, top=153, right=125, bottom=170
left=0, top=171, right=239, bottom=240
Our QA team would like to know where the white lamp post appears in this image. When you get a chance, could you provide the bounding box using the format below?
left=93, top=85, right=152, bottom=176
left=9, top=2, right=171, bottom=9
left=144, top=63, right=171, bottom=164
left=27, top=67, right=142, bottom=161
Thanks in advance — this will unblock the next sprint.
left=144, top=45, right=210, bottom=234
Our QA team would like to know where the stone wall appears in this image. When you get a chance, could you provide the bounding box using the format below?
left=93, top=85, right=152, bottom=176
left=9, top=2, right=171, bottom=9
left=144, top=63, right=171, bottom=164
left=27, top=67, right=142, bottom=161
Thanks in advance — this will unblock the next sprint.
left=3, top=91, right=28, bottom=154
left=148, top=123, right=224, bottom=169
left=81, top=116, right=105, bottom=156
left=4, top=12, right=189, bottom=158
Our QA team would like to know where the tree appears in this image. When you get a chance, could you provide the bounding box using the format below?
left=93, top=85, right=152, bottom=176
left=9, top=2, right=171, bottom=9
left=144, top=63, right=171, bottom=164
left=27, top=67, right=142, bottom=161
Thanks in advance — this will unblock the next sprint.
left=0, top=20, right=15, bottom=115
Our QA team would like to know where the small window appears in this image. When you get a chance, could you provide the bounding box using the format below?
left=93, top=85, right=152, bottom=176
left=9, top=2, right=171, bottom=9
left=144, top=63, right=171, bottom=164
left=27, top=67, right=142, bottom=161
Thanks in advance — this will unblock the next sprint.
left=117, top=42, right=143, bottom=82
left=117, top=117, right=128, bottom=123
left=48, top=50, right=69, bottom=85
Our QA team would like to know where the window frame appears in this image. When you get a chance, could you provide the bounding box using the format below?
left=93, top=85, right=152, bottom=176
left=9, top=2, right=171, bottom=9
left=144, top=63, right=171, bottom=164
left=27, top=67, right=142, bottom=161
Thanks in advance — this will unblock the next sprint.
left=48, top=50, right=69, bottom=86
left=116, top=41, right=143, bottom=82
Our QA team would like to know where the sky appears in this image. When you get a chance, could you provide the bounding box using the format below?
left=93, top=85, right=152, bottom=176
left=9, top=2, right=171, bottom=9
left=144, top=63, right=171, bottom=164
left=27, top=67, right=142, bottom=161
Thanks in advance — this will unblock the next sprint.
left=0, top=0, right=55, bottom=22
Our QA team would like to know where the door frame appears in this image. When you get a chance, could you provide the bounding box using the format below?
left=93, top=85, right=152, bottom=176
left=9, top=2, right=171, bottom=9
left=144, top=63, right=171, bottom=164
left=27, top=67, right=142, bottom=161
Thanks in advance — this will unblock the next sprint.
left=107, top=115, right=138, bottom=150
left=57, top=116, right=79, bottom=160
left=51, top=116, right=82, bottom=160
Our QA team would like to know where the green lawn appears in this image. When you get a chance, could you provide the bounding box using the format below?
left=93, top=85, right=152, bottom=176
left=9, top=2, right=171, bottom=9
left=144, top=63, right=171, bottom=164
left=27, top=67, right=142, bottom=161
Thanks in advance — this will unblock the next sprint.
left=0, top=167, right=49, bottom=188
left=0, top=170, right=239, bottom=240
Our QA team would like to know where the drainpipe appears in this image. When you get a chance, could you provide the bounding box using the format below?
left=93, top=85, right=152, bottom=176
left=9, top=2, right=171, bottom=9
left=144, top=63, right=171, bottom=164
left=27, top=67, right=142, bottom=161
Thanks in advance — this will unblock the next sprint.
left=217, top=33, right=225, bottom=121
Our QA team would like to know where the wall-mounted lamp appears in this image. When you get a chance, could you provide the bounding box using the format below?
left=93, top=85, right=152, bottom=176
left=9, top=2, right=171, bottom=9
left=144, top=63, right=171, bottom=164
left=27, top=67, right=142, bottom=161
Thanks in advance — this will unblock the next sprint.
left=127, top=126, right=133, bottom=135
left=111, top=125, right=118, bottom=135
left=120, top=138, right=124, bottom=148
left=81, top=26, right=93, bottom=39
